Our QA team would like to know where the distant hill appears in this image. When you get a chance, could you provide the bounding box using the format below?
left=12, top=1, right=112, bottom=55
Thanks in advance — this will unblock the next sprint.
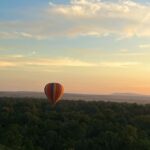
left=0, top=91, right=150, bottom=104
left=0, top=91, right=45, bottom=98
left=112, top=92, right=144, bottom=96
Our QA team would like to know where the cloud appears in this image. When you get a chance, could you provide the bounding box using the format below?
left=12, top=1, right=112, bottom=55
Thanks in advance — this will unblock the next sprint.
left=52, top=0, right=102, bottom=17
left=47, top=0, right=150, bottom=38
left=53, top=0, right=128, bottom=17
left=0, top=56, right=141, bottom=69
left=1, top=54, right=25, bottom=59
left=117, top=49, right=147, bottom=56
left=0, top=31, right=45, bottom=40
left=0, top=61, right=17, bottom=67
left=139, top=44, right=150, bottom=48
left=99, top=61, right=140, bottom=68
left=120, top=49, right=129, bottom=53
left=10, top=54, right=24, bottom=58
left=30, top=58, right=141, bottom=68
left=0, top=0, right=150, bottom=39
left=25, top=58, right=96, bottom=67
left=0, top=57, right=96, bottom=68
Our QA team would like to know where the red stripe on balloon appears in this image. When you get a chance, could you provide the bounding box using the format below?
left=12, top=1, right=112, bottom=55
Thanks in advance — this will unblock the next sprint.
left=45, top=84, right=51, bottom=102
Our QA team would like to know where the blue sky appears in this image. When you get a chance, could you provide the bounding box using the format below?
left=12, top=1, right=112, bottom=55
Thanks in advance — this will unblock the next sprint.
left=0, top=0, right=150, bottom=94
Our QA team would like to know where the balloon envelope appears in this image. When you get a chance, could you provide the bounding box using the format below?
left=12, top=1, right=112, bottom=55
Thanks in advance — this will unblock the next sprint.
left=44, top=83, right=64, bottom=105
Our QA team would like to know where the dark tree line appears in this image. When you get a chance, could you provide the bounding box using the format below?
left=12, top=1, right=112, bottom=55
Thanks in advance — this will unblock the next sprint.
left=0, top=97, right=150, bottom=150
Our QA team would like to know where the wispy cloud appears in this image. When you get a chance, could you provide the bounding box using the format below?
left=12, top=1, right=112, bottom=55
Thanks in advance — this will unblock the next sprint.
left=0, top=56, right=141, bottom=69
left=119, top=49, right=129, bottom=53
left=139, top=44, right=150, bottom=48
left=1, top=54, right=25, bottom=59
left=25, top=58, right=96, bottom=67
left=10, top=54, right=24, bottom=58
left=51, top=0, right=150, bottom=38
left=0, top=61, right=17, bottom=67
left=0, top=31, right=45, bottom=40
left=0, top=57, right=96, bottom=68
left=99, top=61, right=140, bottom=68
left=26, top=58, right=141, bottom=68
left=0, top=0, right=150, bottom=39
left=117, top=49, right=147, bottom=56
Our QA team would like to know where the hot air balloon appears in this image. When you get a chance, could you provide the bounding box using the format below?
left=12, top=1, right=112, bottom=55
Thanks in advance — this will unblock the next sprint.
left=44, top=83, right=64, bottom=105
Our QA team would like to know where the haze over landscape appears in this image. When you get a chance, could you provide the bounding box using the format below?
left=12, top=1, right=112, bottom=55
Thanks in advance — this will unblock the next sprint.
left=1, top=0, right=150, bottom=95
left=1, top=91, right=150, bottom=104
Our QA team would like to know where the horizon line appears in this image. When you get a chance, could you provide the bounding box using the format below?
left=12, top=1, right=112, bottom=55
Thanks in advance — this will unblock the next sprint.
left=0, top=90, right=150, bottom=96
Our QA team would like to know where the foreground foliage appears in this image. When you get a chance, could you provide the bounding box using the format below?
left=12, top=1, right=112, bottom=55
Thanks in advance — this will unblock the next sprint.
left=0, top=98, right=150, bottom=150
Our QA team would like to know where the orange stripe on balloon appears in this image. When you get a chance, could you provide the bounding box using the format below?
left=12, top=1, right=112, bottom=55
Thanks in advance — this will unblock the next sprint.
left=55, top=84, right=58, bottom=100
left=56, top=84, right=64, bottom=103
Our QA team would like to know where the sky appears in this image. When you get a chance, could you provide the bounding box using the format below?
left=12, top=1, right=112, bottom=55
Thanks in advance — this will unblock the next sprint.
left=0, top=0, right=150, bottom=94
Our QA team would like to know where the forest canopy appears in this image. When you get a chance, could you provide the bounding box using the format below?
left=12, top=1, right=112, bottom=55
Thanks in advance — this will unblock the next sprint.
left=0, top=98, right=150, bottom=150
